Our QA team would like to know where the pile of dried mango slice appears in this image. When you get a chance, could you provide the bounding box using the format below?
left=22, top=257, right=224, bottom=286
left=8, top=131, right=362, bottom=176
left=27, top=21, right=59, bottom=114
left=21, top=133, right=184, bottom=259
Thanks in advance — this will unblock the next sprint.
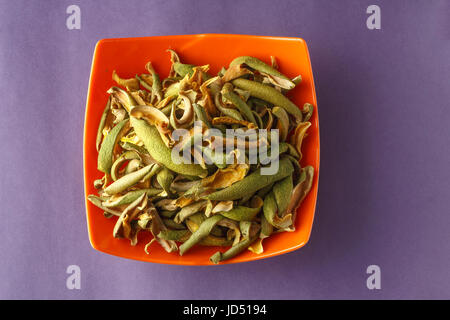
left=88, top=50, right=315, bottom=263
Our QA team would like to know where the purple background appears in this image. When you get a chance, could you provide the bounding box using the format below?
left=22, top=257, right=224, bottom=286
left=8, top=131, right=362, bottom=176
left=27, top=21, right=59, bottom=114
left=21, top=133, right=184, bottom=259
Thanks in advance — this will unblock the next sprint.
left=0, top=0, right=449, bottom=299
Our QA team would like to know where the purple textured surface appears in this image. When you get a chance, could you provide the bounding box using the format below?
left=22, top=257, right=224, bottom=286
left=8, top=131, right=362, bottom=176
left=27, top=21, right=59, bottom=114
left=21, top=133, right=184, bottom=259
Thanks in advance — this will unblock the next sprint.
left=1, top=0, right=449, bottom=299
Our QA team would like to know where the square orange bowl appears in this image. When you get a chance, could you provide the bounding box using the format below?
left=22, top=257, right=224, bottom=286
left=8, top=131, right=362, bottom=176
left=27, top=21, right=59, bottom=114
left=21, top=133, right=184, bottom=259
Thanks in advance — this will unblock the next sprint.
left=83, top=34, right=320, bottom=265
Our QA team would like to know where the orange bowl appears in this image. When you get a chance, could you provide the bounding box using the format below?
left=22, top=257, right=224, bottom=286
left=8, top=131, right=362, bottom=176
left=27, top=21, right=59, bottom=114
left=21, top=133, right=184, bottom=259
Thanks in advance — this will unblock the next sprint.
left=83, top=34, right=320, bottom=265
